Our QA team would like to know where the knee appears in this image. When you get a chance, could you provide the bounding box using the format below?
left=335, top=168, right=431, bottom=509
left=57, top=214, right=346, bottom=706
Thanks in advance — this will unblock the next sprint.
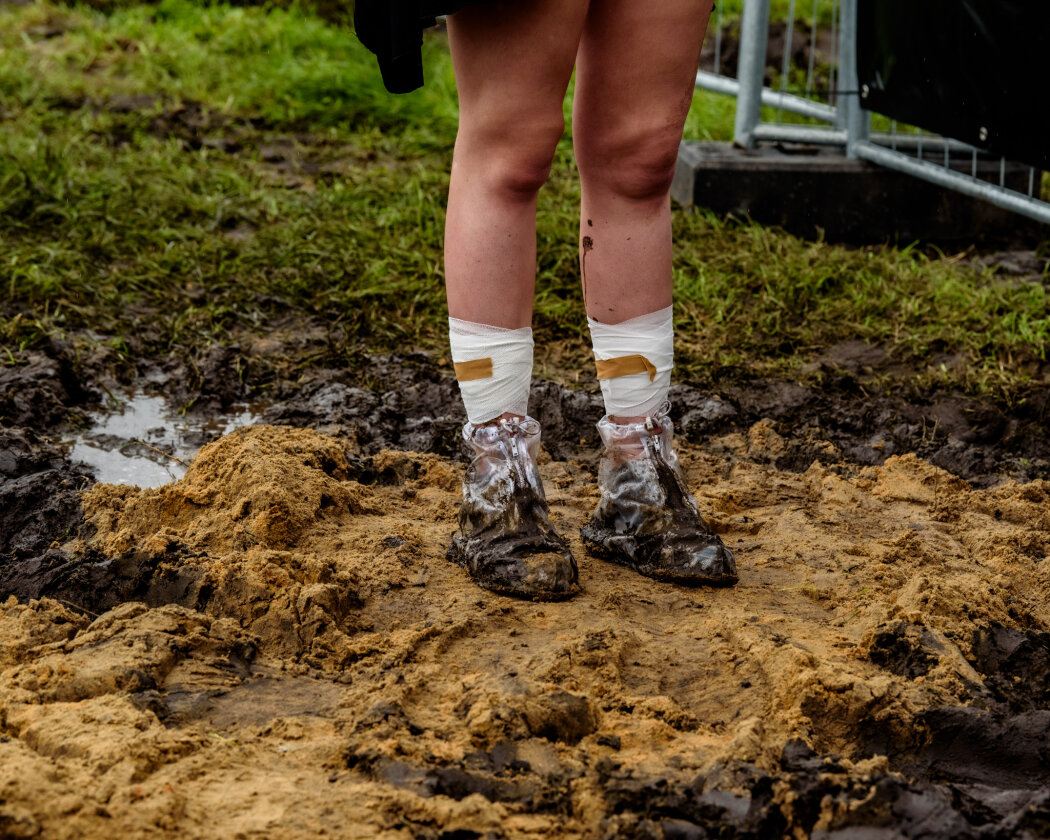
left=575, top=123, right=681, bottom=202
left=458, top=112, right=565, bottom=199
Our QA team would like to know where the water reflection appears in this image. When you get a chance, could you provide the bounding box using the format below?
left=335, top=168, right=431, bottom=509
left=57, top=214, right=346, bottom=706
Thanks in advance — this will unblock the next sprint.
left=64, top=393, right=264, bottom=488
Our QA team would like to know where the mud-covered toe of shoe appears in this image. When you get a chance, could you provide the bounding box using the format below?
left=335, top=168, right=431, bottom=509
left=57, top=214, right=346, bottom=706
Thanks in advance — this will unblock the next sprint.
left=653, top=534, right=738, bottom=586
left=582, top=521, right=738, bottom=587
left=449, top=536, right=579, bottom=601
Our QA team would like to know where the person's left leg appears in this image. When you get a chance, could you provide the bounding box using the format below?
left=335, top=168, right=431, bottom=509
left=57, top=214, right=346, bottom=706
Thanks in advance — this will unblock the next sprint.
left=573, top=0, right=711, bottom=325
left=573, top=0, right=711, bottom=423
left=572, top=0, right=738, bottom=586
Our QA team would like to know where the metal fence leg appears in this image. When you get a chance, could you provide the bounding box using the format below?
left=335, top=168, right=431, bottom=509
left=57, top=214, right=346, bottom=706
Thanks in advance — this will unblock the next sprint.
left=734, top=0, right=772, bottom=148
left=838, top=0, right=869, bottom=157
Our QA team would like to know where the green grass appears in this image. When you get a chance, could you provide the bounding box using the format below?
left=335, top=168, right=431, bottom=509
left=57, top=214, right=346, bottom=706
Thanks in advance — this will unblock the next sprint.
left=1, top=0, right=1048, bottom=405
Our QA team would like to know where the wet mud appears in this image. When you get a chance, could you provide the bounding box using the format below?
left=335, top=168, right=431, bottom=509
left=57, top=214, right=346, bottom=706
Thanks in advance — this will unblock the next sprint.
left=242, top=349, right=1050, bottom=488
left=0, top=339, right=96, bottom=429
left=0, top=428, right=94, bottom=560
left=3, top=345, right=1050, bottom=838
left=6, top=335, right=1050, bottom=484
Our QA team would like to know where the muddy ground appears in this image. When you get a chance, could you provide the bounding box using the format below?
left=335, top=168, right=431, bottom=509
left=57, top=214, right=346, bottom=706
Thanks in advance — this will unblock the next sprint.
left=2, top=341, right=1050, bottom=839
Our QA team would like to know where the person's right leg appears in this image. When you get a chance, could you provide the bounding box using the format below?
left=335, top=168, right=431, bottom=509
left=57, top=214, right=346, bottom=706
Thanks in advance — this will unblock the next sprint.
left=446, top=0, right=588, bottom=426
left=444, top=1, right=589, bottom=600
left=445, top=0, right=588, bottom=333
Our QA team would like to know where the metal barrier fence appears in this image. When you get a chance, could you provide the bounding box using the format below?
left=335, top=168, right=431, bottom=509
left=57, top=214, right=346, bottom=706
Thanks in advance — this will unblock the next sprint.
left=694, top=0, right=1050, bottom=225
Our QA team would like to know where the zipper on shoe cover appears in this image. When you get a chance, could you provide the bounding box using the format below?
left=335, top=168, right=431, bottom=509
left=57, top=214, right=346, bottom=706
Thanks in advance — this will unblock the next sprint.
left=642, top=415, right=660, bottom=462
left=497, top=417, right=528, bottom=487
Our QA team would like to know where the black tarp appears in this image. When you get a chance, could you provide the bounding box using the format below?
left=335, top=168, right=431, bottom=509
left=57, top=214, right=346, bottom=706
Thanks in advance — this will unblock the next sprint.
left=857, top=0, right=1049, bottom=170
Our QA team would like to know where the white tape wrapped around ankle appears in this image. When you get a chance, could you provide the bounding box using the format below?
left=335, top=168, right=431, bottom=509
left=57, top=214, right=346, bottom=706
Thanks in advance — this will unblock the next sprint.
left=449, top=317, right=533, bottom=424
left=587, top=306, right=673, bottom=417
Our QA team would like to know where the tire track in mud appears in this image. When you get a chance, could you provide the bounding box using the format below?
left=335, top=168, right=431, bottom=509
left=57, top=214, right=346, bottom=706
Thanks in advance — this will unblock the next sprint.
left=2, top=349, right=1050, bottom=838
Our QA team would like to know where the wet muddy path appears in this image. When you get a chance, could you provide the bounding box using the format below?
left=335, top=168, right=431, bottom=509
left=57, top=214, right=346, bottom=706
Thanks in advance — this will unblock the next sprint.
left=2, top=342, right=1050, bottom=839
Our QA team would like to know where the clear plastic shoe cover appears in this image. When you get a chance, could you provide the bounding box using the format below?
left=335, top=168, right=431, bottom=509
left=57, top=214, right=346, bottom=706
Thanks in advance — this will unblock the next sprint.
left=449, top=416, right=578, bottom=600
left=583, top=402, right=738, bottom=585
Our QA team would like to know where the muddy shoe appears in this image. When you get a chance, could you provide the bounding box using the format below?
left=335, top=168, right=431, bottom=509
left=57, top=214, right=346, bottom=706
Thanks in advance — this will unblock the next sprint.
left=581, top=403, right=737, bottom=586
left=448, top=416, right=579, bottom=600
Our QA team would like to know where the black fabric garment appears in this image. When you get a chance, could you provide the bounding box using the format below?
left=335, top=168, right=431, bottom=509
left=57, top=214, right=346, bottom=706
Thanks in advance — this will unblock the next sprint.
left=857, top=0, right=1050, bottom=169
left=355, top=1, right=494, bottom=94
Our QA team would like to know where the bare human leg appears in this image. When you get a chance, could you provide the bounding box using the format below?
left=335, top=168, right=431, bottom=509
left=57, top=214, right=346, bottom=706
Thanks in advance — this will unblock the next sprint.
left=445, top=0, right=590, bottom=330
left=573, top=1, right=737, bottom=587
left=573, top=0, right=712, bottom=328
left=444, top=2, right=590, bottom=600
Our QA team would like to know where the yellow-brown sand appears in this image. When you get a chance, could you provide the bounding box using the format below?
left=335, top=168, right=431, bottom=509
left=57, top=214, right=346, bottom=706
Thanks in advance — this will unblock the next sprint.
left=2, top=424, right=1048, bottom=837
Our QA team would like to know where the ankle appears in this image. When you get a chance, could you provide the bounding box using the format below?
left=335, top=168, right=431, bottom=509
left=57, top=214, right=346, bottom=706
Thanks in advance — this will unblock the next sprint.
left=476, top=412, right=526, bottom=427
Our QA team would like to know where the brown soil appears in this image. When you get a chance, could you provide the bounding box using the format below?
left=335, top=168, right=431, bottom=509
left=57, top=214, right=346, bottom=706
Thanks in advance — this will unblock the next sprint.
left=3, top=421, right=1049, bottom=838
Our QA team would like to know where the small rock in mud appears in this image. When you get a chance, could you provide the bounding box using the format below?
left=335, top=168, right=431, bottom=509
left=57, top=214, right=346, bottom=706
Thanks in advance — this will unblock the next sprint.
left=523, top=690, right=600, bottom=744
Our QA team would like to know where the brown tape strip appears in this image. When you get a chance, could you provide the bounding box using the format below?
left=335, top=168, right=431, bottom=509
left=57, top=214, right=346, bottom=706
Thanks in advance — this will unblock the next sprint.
left=454, top=357, right=493, bottom=382
left=595, top=354, right=657, bottom=382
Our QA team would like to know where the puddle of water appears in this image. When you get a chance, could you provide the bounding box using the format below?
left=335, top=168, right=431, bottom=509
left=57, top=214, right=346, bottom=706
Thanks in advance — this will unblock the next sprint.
left=64, top=392, right=265, bottom=488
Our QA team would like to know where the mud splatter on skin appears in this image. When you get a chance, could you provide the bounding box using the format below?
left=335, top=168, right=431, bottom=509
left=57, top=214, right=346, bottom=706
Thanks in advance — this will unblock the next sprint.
left=581, top=234, right=595, bottom=306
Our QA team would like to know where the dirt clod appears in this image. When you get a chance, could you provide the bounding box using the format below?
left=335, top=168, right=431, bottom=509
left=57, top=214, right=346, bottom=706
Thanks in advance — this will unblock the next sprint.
left=523, top=690, right=600, bottom=744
